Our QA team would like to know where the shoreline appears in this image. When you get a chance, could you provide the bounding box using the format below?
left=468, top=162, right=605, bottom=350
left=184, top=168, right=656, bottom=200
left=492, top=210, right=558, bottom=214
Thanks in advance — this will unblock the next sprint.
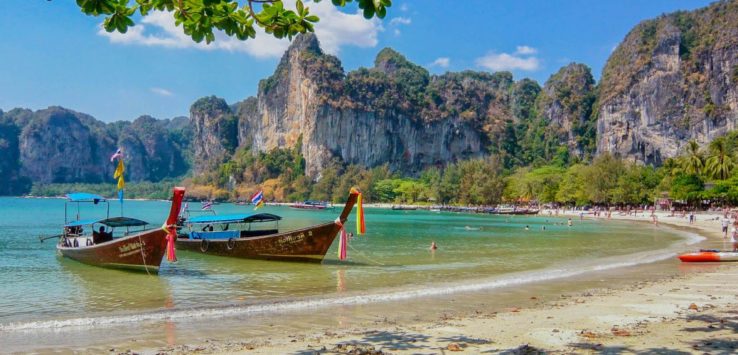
left=4, top=208, right=736, bottom=353
left=142, top=211, right=737, bottom=354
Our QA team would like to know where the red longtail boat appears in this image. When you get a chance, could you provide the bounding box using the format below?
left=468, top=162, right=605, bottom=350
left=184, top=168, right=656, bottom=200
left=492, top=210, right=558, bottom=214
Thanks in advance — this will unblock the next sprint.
left=50, top=187, right=185, bottom=273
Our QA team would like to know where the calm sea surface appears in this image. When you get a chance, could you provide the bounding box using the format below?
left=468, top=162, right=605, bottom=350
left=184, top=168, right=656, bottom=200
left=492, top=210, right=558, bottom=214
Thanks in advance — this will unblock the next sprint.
left=0, top=197, right=693, bottom=333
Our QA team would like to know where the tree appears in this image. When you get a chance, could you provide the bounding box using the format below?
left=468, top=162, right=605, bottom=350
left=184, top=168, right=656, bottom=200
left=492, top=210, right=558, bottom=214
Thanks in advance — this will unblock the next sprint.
left=580, top=154, right=624, bottom=205
left=74, top=0, right=392, bottom=44
left=555, top=164, right=587, bottom=205
left=704, top=137, right=736, bottom=180
left=679, top=140, right=704, bottom=176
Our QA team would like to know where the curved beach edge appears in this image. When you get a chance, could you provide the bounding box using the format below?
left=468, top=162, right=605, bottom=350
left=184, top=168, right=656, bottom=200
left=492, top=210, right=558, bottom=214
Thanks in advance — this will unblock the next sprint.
left=170, top=210, right=738, bottom=354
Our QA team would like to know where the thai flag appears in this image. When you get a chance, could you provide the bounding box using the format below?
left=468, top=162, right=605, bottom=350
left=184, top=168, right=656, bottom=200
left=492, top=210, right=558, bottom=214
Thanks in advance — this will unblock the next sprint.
left=201, top=201, right=213, bottom=210
left=110, top=148, right=123, bottom=162
left=250, top=190, right=264, bottom=210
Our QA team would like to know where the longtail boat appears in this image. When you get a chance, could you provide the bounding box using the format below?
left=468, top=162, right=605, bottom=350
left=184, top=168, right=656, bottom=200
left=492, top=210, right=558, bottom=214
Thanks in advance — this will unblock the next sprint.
left=176, top=190, right=359, bottom=262
left=289, top=200, right=332, bottom=210
left=50, top=188, right=185, bottom=273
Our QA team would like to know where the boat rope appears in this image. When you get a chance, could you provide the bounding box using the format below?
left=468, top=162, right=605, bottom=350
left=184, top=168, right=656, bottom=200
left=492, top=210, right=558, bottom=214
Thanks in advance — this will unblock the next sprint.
left=347, top=243, right=386, bottom=266
left=138, top=233, right=151, bottom=276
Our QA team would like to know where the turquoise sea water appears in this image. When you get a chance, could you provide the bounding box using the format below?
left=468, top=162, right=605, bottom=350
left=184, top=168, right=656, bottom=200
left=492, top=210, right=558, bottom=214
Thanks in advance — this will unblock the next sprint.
left=0, top=197, right=693, bottom=335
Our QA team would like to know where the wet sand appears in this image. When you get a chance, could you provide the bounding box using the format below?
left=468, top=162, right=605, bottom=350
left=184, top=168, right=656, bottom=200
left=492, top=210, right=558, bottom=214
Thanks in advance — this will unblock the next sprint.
left=101, top=210, right=734, bottom=355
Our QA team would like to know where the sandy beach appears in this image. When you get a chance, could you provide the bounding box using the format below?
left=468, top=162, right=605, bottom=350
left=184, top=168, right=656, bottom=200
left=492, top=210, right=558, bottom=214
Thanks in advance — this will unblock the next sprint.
left=103, top=210, right=733, bottom=355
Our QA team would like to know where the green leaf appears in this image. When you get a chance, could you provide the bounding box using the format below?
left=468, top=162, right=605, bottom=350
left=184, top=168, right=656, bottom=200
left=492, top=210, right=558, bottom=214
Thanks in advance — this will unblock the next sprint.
left=376, top=6, right=386, bottom=18
left=296, top=0, right=304, bottom=16
left=362, top=6, right=374, bottom=19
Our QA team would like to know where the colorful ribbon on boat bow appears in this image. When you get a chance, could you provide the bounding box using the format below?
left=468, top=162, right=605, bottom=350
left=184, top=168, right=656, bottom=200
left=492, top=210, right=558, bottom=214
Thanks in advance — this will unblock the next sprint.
left=351, top=187, right=366, bottom=236
left=162, top=223, right=177, bottom=262
left=335, top=218, right=348, bottom=260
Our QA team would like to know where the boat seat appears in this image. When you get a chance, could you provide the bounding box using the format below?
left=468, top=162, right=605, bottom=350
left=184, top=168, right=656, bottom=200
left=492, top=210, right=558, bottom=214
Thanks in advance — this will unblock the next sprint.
left=189, top=231, right=240, bottom=240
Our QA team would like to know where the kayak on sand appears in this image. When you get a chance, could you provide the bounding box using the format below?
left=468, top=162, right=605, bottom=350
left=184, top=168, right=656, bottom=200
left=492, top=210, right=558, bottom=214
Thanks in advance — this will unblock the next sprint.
left=678, top=249, right=738, bottom=262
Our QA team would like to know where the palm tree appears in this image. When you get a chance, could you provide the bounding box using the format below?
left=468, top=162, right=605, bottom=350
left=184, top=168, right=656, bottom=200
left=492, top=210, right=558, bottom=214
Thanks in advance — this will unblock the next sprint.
left=679, top=140, right=704, bottom=176
left=662, top=157, right=683, bottom=177
left=704, top=138, right=736, bottom=180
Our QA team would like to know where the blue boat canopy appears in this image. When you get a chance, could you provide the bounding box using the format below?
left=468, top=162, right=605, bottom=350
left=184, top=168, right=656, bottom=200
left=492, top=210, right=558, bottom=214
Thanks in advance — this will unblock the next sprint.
left=187, top=213, right=281, bottom=224
left=64, top=217, right=148, bottom=228
left=66, top=192, right=107, bottom=203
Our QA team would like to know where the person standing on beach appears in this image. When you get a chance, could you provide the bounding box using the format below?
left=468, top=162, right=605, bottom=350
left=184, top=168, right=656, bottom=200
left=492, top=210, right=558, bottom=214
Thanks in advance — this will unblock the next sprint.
left=689, top=211, right=695, bottom=225
left=722, top=217, right=731, bottom=239
left=731, top=226, right=738, bottom=252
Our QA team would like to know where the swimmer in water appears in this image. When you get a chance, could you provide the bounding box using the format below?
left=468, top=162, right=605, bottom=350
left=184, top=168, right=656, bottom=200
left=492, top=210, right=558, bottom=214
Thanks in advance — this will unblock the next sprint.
left=430, top=241, right=438, bottom=250
left=568, top=218, right=573, bottom=227
left=525, top=225, right=530, bottom=231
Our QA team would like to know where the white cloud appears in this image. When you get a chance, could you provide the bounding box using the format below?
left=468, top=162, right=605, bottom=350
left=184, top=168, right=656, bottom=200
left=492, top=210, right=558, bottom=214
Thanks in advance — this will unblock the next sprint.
left=150, top=87, right=173, bottom=97
left=476, top=52, right=540, bottom=72
left=393, top=29, right=401, bottom=36
left=400, top=4, right=409, bottom=12
left=389, top=17, right=412, bottom=26
left=515, top=45, right=537, bottom=55
left=429, top=57, right=450, bottom=68
left=308, top=0, right=381, bottom=54
left=98, top=0, right=381, bottom=57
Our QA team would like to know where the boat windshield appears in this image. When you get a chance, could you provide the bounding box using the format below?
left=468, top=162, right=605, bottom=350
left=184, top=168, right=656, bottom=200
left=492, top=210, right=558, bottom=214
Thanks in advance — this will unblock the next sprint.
left=187, top=213, right=281, bottom=224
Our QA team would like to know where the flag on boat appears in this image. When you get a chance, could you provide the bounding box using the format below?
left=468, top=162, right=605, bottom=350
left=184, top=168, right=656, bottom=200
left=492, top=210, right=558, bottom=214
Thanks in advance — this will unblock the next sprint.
left=111, top=148, right=125, bottom=203
left=251, top=190, right=264, bottom=210
left=201, top=201, right=213, bottom=210
left=109, top=148, right=123, bottom=162
left=351, top=187, right=366, bottom=235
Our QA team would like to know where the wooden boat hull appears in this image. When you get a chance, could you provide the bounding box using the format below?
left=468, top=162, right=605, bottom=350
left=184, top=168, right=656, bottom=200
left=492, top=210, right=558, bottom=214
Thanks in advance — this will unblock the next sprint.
left=57, top=229, right=168, bottom=273
left=176, top=222, right=341, bottom=262
left=678, top=251, right=738, bottom=262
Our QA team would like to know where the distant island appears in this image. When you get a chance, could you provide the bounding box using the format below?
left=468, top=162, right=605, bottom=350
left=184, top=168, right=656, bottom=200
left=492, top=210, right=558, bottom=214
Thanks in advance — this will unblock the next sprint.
left=1, top=0, right=737, bottom=206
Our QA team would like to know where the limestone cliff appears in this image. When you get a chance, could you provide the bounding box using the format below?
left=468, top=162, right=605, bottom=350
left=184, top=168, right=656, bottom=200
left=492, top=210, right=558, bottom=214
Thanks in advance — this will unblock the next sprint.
left=537, top=63, right=597, bottom=157
left=190, top=96, right=238, bottom=174
left=118, top=115, right=189, bottom=181
left=4, top=107, right=190, bottom=188
left=221, top=34, right=523, bottom=178
left=0, top=111, right=30, bottom=195
left=19, top=107, right=114, bottom=183
left=597, top=0, right=738, bottom=164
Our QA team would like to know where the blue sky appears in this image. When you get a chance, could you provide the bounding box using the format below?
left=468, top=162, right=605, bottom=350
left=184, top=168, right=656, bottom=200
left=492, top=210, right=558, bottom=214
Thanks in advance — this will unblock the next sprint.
left=0, top=0, right=715, bottom=122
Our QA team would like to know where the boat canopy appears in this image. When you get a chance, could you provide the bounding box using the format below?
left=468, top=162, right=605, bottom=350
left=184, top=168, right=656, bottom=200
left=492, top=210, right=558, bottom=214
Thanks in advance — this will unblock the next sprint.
left=187, top=213, right=282, bottom=224
left=66, top=192, right=107, bottom=203
left=98, top=217, right=149, bottom=227
left=64, top=217, right=149, bottom=228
